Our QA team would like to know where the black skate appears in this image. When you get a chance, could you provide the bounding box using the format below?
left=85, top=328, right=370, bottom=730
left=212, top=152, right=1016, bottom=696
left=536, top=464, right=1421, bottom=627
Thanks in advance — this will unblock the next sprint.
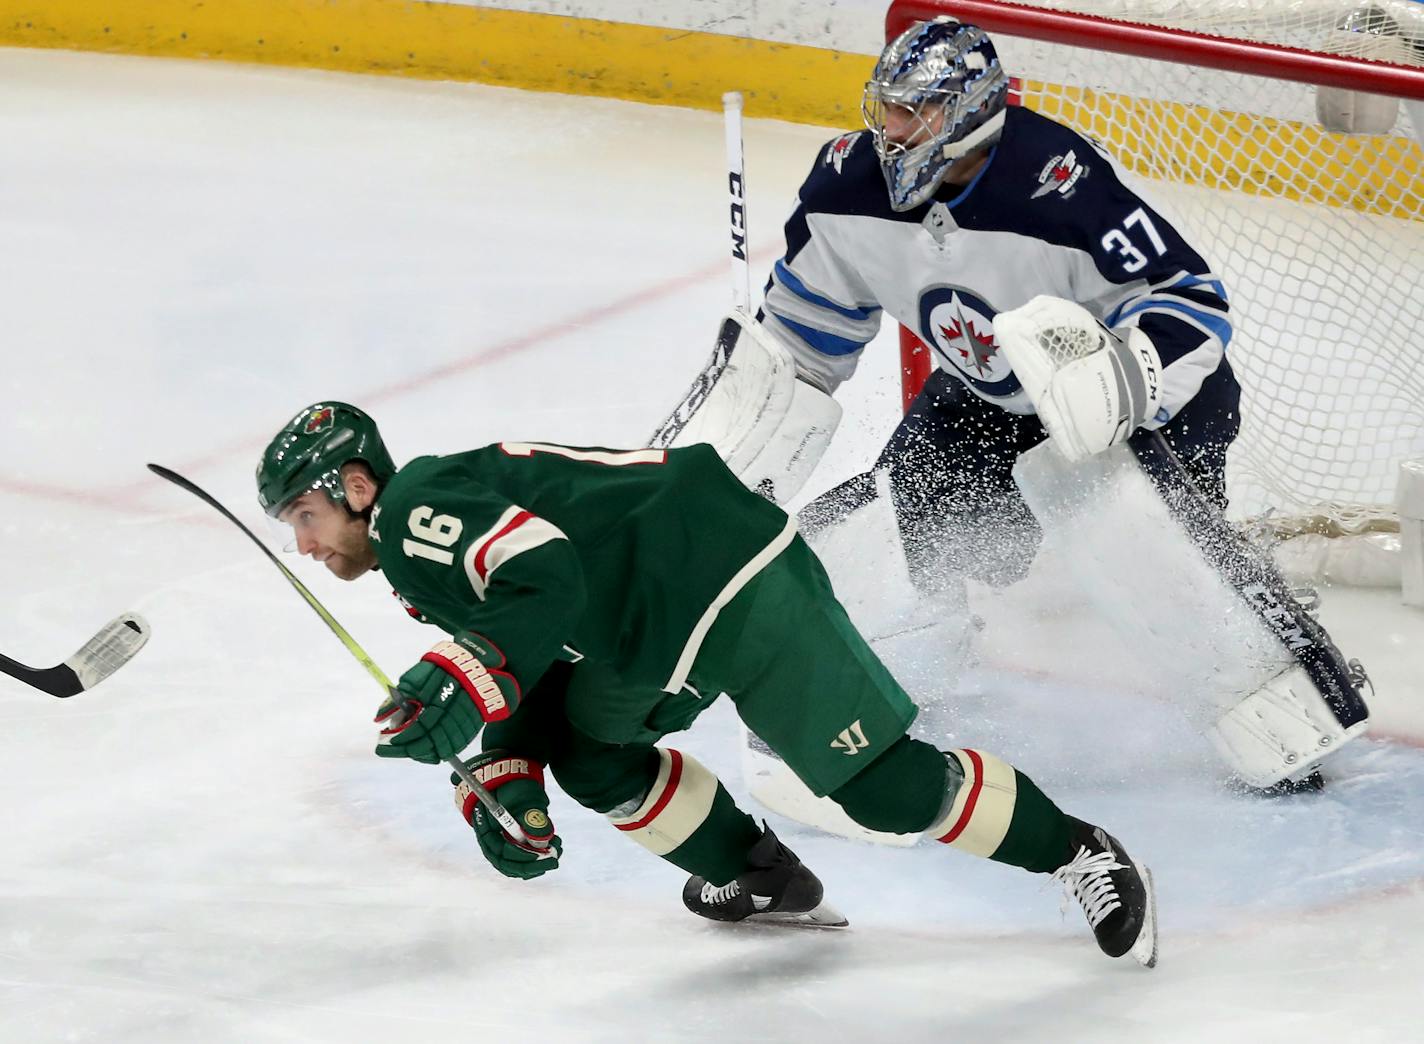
left=682, top=824, right=848, bottom=929
left=1052, top=818, right=1158, bottom=968
left=1240, top=769, right=1326, bottom=797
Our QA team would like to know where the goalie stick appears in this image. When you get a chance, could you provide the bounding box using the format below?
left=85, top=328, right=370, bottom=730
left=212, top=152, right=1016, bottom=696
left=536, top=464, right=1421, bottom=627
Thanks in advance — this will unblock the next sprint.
left=0, top=613, right=149, bottom=698
left=146, top=463, right=547, bottom=852
left=649, top=315, right=740, bottom=449
left=648, top=91, right=751, bottom=450
left=723, top=90, right=751, bottom=316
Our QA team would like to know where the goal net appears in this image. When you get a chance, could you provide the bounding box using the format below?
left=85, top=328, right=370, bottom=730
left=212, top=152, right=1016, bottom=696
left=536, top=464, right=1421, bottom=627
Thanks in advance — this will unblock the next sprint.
left=890, top=0, right=1424, bottom=539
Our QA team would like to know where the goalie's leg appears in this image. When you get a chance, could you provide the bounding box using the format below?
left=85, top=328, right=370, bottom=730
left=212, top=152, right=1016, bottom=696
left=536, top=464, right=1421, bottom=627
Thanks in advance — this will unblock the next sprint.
left=868, top=369, right=1045, bottom=589
left=1130, top=431, right=1371, bottom=789
left=797, top=368, right=1068, bottom=593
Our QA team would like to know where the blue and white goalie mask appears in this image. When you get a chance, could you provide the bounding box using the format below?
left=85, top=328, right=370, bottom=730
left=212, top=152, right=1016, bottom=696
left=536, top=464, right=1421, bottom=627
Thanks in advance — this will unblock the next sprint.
left=862, top=19, right=1009, bottom=211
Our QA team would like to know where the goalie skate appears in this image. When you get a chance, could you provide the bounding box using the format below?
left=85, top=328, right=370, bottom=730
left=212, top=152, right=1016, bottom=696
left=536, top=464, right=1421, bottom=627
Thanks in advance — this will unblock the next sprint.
left=682, top=825, right=848, bottom=929
left=1052, top=817, right=1158, bottom=968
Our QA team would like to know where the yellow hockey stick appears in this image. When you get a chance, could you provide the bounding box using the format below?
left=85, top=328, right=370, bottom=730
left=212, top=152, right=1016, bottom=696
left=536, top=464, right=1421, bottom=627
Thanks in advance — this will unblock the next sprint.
left=147, top=463, right=548, bottom=851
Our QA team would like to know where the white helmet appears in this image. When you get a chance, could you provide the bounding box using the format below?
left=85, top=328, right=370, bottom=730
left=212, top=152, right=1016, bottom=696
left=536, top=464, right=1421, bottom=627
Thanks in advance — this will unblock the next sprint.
left=862, top=19, right=1010, bottom=211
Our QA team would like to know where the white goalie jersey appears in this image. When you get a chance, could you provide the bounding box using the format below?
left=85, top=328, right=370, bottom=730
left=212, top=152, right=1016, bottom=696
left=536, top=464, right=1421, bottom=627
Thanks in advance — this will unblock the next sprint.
left=760, top=105, right=1234, bottom=427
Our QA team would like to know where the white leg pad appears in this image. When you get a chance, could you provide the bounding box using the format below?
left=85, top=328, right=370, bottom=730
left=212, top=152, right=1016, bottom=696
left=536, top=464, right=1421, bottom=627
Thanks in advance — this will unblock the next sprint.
left=1208, top=665, right=1371, bottom=789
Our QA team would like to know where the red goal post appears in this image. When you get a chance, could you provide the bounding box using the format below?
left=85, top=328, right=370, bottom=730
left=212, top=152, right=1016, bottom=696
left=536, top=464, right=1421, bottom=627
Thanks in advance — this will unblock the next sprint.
left=885, top=0, right=1424, bottom=534
left=887, top=0, right=1424, bottom=94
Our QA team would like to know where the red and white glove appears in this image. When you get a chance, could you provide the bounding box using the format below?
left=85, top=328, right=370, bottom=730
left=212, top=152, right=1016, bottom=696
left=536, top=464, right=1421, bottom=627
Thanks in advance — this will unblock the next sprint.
left=374, top=632, right=520, bottom=764
left=452, top=751, right=561, bottom=879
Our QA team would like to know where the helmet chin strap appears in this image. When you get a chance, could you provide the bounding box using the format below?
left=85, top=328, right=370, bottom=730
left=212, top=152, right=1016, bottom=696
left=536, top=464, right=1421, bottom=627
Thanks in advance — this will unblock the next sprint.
left=940, top=109, right=1006, bottom=161
left=336, top=467, right=383, bottom=523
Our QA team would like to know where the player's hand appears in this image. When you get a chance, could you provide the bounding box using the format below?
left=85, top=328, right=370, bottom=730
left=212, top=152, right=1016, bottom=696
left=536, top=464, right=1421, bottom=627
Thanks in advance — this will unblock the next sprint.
left=452, top=751, right=561, bottom=879
left=375, top=633, right=520, bottom=764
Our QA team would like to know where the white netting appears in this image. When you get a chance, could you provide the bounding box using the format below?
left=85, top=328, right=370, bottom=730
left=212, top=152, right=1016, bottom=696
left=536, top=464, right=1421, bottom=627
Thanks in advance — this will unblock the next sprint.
left=1036, top=319, right=1102, bottom=365
left=897, top=0, right=1424, bottom=529
left=1024, top=0, right=1424, bottom=59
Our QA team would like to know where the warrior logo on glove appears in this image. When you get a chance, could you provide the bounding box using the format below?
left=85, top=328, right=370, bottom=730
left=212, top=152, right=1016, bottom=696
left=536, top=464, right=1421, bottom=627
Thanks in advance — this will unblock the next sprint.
left=424, top=638, right=511, bottom=720
left=374, top=631, right=521, bottom=764
left=452, top=751, right=561, bottom=879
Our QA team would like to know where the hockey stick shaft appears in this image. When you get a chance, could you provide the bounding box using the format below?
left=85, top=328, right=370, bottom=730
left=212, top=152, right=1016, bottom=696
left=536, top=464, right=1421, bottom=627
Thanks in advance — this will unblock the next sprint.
left=146, top=464, right=544, bottom=849
left=0, top=650, right=83, bottom=697
left=723, top=91, right=751, bottom=315
left=0, top=651, right=87, bottom=697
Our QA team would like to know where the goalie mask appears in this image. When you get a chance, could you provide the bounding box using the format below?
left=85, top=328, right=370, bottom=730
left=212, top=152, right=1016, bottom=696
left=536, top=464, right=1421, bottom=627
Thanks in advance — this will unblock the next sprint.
left=256, top=402, right=397, bottom=518
left=862, top=18, right=1009, bottom=212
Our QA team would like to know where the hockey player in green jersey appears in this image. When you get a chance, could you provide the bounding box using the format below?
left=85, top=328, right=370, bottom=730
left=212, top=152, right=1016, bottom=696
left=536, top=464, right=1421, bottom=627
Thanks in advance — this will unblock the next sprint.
left=256, top=401, right=1158, bottom=966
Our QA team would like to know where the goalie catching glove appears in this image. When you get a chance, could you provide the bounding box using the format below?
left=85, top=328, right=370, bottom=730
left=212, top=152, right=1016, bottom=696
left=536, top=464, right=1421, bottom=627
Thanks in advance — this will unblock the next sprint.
left=995, top=295, right=1163, bottom=463
left=375, top=632, right=520, bottom=764
left=452, top=751, right=561, bottom=879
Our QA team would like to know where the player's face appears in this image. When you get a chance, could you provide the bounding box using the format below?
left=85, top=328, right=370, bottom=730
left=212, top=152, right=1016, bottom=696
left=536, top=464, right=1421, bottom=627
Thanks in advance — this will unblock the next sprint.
left=279, top=491, right=378, bottom=581
left=882, top=100, right=947, bottom=149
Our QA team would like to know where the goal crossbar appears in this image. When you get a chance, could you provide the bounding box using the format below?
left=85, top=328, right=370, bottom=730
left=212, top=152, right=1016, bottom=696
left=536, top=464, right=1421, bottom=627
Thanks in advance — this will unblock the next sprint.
left=888, top=0, right=1424, bottom=98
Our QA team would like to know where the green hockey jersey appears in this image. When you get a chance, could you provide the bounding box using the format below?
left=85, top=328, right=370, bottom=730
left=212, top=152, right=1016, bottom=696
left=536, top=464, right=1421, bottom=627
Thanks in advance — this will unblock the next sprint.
left=370, top=441, right=796, bottom=717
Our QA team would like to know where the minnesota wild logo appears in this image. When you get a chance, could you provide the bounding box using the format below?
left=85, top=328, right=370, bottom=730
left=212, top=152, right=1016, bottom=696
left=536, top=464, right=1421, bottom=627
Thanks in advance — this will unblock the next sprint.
left=304, top=407, right=335, bottom=434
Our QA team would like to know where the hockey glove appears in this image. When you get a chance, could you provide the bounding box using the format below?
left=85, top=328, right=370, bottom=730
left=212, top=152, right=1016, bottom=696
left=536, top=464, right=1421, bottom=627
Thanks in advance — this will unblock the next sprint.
left=375, top=633, right=520, bottom=764
left=452, top=751, right=561, bottom=879
left=995, top=295, right=1163, bottom=463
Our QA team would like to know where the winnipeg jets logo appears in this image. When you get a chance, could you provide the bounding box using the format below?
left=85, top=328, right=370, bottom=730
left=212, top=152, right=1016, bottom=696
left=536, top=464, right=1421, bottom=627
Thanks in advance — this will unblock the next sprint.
left=917, top=286, right=1019, bottom=396
left=939, top=314, right=997, bottom=377
left=1032, top=149, right=1088, bottom=199
left=823, top=132, right=861, bottom=174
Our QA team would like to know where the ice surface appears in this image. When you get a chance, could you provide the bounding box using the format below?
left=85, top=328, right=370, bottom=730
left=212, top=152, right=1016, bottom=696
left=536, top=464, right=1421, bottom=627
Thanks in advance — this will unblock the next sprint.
left=3, top=47, right=1424, bottom=1043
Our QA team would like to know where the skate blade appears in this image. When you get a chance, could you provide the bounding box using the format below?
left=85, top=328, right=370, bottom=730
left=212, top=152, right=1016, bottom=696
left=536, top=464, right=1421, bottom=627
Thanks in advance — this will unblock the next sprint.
left=740, top=902, right=849, bottom=930
left=1129, top=864, right=1159, bottom=969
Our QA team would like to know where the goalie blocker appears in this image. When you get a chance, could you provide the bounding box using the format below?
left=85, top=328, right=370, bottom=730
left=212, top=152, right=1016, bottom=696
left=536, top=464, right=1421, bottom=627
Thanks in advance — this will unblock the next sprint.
left=649, top=312, right=841, bottom=504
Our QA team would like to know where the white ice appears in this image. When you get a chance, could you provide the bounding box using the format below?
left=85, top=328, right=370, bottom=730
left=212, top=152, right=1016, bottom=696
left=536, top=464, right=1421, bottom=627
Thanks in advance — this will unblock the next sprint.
left=3, top=47, right=1424, bottom=1043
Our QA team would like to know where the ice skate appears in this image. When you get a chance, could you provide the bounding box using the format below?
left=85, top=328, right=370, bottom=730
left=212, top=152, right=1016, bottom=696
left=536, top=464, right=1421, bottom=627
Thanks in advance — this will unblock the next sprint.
left=683, top=824, right=848, bottom=929
left=1240, top=769, right=1325, bottom=797
left=1052, top=818, right=1157, bottom=967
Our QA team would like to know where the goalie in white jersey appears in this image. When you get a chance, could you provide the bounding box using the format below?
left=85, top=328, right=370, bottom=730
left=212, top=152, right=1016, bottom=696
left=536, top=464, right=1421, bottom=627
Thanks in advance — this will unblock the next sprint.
left=772, top=19, right=1238, bottom=587
left=657, top=17, right=1370, bottom=794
